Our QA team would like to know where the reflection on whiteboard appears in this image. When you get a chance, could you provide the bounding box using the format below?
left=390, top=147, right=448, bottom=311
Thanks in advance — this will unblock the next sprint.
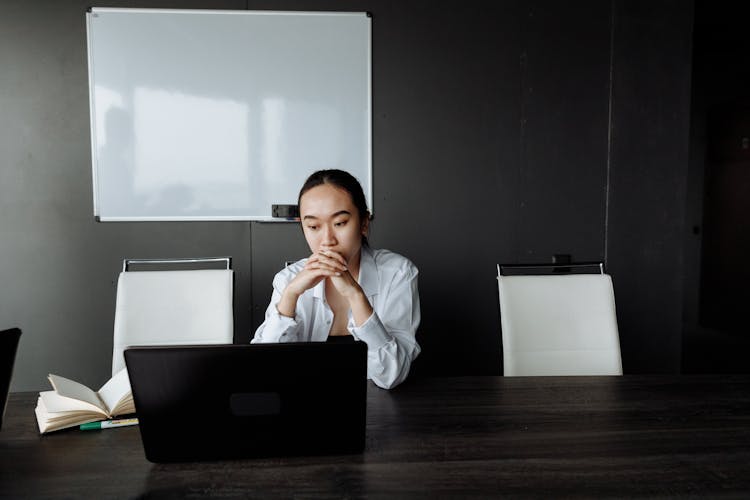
left=133, top=89, right=249, bottom=212
left=86, top=8, right=371, bottom=221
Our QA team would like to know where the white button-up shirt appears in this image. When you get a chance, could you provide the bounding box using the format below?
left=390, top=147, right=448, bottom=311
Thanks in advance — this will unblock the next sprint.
left=252, top=247, right=421, bottom=389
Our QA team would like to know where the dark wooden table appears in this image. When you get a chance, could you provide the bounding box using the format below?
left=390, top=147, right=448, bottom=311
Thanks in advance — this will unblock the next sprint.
left=2, top=375, right=750, bottom=498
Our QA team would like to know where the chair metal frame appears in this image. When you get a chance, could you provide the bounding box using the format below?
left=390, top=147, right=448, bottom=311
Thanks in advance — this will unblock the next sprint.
left=498, top=262, right=604, bottom=276
left=122, top=256, right=232, bottom=272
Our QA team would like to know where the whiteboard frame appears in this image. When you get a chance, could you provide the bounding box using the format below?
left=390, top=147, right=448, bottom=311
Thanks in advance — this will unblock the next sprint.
left=86, top=8, right=372, bottom=222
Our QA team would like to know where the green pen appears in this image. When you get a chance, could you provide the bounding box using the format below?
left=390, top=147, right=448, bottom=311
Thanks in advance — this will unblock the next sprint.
left=80, top=417, right=139, bottom=430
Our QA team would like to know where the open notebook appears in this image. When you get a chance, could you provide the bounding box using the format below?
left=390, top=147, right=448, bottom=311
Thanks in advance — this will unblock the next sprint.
left=35, top=368, right=134, bottom=433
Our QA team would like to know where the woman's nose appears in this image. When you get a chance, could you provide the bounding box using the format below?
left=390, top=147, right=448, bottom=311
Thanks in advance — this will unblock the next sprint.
left=321, top=225, right=337, bottom=245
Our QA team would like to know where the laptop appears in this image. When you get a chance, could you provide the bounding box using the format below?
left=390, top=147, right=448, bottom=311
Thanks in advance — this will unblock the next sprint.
left=124, top=342, right=367, bottom=463
left=1, top=328, right=22, bottom=431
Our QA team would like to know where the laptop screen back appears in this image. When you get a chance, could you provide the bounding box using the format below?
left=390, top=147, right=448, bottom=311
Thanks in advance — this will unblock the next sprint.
left=125, top=342, right=367, bottom=462
left=0, top=328, right=22, bottom=431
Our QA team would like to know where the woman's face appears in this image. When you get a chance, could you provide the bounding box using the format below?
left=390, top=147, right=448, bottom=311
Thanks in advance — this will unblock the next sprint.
left=299, top=183, right=368, bottom=263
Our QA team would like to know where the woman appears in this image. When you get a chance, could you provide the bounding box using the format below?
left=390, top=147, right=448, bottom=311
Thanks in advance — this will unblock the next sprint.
left=252, top=169, right=420, bottom=389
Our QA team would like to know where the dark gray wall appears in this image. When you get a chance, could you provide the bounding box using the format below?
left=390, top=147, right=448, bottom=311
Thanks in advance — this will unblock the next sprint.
left=607, top=0, right=693, bottom=373
left=0, top=0, right=250, bottom=391
left=1, top=0, right=693, bottom=391
left=682, top=0, right=750, bottom=373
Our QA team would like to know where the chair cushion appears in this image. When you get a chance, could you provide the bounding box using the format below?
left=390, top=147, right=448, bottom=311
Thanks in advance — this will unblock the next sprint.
left=498, top=274, right=622, bottom=376
left=112, top=269, right=233, bottom=375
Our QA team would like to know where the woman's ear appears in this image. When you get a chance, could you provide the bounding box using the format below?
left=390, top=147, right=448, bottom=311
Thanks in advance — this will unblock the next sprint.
left=361, top=212, right=371, bottom=236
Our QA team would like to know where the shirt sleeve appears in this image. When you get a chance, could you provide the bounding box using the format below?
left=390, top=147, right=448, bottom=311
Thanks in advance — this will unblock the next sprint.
left=251, top=271, right=304, bottom=343
left=350, top=264, right=421, bottom=390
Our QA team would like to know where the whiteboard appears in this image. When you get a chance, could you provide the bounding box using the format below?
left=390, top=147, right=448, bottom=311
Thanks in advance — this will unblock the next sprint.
left=86, top=8, right=371, bottom=221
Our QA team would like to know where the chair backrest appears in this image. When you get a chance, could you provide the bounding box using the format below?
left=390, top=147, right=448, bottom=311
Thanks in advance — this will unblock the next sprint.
left=112, top=258, right=234, bottom=376
left=497, top=265, right=623, bottom=376
left=1, top=327, right=22, bottom=430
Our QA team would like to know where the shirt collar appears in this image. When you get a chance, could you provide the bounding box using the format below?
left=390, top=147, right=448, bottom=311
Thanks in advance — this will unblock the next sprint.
left=312, top=246, right=378, bottom=300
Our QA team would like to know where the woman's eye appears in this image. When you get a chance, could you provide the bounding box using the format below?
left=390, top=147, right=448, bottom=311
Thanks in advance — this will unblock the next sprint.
left=334, top=220, right=348, bottom=227
left=307, top=225, right=318, bottom=231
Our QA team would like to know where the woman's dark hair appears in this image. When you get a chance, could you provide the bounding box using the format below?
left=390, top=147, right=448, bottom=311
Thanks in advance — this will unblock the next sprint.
left=298, top=169, right=371, bottom=244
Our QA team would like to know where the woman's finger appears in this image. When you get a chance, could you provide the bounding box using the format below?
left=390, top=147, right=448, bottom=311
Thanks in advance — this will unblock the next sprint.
left=318, top=250, right=347, bottom=269
left=303, top=259, right=342, bottom=276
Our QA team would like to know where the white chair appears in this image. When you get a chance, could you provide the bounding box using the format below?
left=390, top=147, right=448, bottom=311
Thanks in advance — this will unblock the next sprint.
left=497, top=263, right=623, bottom=376
left=112, top=257, right=234, bottom=376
